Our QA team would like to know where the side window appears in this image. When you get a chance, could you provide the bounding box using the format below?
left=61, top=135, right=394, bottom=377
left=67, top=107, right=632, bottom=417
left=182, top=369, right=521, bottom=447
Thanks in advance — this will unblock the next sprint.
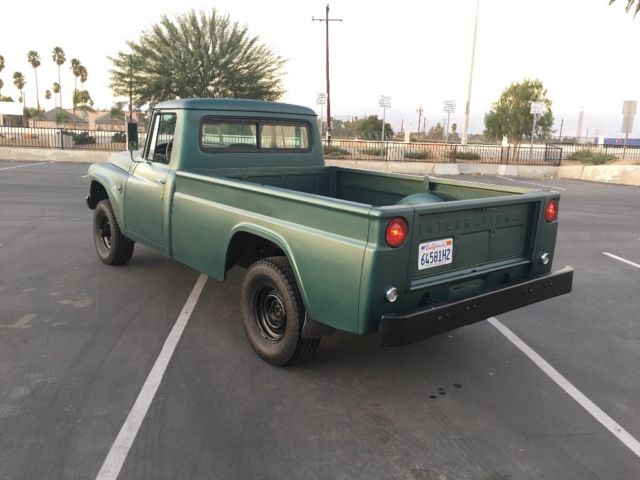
left=259, top=124, right=309, bottom=150
left=201, top=122, right=257, bottom=150
left=146, top=113, right=177, bottom=164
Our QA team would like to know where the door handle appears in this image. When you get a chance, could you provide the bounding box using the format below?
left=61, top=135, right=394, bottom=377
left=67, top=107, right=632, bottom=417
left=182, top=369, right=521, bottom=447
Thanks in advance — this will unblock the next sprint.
left=154, top=178, right=166, bottom=184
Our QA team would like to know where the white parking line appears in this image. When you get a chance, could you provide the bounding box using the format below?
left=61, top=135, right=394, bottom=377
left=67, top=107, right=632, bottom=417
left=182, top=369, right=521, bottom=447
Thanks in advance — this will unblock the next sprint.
left=0, top=162, right=47, bottom=171
left=501, top=176, right=567, bottom=191
left=489, top=317, right=640, bottom=459
left=95, top=274, right=208, bottom=480
left=602, top=252, right=640, bottom=270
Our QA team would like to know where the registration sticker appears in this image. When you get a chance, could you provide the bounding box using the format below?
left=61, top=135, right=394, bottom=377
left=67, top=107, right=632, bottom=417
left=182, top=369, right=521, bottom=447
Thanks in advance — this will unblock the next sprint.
left=418, top=238, right=453, bottom=270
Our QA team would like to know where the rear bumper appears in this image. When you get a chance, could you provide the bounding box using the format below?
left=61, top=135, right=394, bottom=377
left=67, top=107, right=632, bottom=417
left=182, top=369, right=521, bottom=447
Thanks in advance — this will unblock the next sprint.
left=380, top=266, right=574, bottom=346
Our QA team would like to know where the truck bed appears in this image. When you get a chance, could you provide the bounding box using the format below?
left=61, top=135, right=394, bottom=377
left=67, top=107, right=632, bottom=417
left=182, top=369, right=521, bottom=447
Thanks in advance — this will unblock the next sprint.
left=182, top=165, right=530, bottom=206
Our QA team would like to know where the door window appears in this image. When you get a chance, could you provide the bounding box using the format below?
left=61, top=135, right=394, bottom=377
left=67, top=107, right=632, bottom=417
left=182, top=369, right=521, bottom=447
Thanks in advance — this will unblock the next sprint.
left=146, top=113, right=177, bottom=164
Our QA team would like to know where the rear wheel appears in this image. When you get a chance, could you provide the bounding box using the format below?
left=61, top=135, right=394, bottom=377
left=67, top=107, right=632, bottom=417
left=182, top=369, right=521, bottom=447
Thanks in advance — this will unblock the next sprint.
left=240, top=256, right=320, bottom=366
left=92, top=199, right=134, bottom=265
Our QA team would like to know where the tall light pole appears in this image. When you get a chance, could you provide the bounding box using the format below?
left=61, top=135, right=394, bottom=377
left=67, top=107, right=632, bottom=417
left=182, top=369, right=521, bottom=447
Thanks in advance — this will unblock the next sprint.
left=461, top=0, right=480, bottom=145
left=313, top=4, right=342, bottom=145
left=416, top=104, right=423, bottom=138
left=379, top=95, right=391, bottom=157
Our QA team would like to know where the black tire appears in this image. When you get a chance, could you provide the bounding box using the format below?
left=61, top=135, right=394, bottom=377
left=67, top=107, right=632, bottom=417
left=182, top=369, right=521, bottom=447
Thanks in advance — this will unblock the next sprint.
left=92, top=199, right=134, bottom=265
left=240, top=256, right=321, bottom=366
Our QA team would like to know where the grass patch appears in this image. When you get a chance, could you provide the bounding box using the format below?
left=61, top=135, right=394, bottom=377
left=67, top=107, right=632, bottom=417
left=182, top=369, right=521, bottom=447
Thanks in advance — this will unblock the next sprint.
left=361, top=147, right=386, bottom=157
left=324, top=146, right=350, bottom=157
left=567, top=149, right=616, bottom=165
left=404, top=150, right=431, bottom=160
left=455, top=151, right=481, bottom=160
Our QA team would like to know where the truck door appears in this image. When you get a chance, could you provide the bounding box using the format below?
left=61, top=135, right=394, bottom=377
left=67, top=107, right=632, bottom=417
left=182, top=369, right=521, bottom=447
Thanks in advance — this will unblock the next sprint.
left=123, top=112, right=176, bottom=247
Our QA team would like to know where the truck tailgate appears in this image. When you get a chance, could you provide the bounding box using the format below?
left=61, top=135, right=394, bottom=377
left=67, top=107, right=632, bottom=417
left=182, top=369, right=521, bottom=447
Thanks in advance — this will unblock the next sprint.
left=407, top=196, right=543, bottom=291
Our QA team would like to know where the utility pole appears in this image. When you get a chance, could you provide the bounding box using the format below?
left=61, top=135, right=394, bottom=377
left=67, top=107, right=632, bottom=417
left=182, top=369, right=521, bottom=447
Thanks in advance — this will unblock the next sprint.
left=461, top=0, right=480, bottom=145
left=313, top=4, right=343, bottom=145
left=416, top=104, right=423, bottom=137
left=558, top=118, right=564, bottom=142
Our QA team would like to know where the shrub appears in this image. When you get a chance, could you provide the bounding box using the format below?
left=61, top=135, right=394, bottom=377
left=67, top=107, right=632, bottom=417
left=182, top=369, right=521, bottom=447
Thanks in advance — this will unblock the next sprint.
left=567, top=149, right=616, bottom=165
left=324, top=145, right=350, bottom=157
left=455, top=151, right=481, bottom=160
left=361, top=147, right=386, bottom=157
left=71, top=131, right=96, bottom=145
left=111, top=131, right=127, bottom=143
left=404, top=150, right=431, bottom=160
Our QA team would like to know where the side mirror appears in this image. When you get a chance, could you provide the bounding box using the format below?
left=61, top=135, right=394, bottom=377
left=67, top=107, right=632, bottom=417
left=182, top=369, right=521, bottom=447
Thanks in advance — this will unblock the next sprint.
left=127, top=122, right=139, bottom=151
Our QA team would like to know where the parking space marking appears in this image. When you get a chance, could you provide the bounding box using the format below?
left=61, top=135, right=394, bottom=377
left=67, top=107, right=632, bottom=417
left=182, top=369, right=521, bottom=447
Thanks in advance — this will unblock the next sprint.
left=602, top=252, right=640, bottom=270
left=501, top=176, right=567, bottom=191
left=489, top=317, right=640, bottom=459
left=95, top=274, right=208, bottom=480
left=0, top=162, right=48, bottom=172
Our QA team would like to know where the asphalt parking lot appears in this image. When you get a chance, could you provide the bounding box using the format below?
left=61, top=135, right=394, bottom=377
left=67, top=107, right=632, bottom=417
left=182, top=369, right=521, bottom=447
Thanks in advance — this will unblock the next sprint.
left=1, top=159, right=639, bottom=480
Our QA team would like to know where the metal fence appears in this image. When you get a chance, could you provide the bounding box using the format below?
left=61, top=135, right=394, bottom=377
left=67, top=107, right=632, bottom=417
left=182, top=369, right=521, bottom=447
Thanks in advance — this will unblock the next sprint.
left=547, top=143, right=640, bottom=162
left=0, top=126, right=145, bottom=152
left=323, top=139, right=563, bottom=165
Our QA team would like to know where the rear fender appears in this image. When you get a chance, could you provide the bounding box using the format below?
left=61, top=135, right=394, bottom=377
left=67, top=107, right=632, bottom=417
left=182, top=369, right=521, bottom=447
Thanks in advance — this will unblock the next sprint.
left=228, top=223, right=309, bottom=311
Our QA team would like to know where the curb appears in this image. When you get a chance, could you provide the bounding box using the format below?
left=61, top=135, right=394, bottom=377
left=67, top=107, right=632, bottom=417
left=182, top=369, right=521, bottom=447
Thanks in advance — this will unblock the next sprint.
left=325, top=159, right=640, bottom=187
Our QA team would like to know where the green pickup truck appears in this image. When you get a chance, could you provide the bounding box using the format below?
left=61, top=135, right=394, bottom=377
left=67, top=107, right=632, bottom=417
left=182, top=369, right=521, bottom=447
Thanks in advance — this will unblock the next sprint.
left=86, top=99, right=573, bottom=365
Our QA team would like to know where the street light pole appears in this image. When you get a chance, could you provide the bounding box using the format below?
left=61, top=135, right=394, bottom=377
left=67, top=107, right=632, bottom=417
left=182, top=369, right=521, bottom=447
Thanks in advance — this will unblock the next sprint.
left=313, top=4, right=342, bottom=145
left=461, top=0, right=480, bottom=145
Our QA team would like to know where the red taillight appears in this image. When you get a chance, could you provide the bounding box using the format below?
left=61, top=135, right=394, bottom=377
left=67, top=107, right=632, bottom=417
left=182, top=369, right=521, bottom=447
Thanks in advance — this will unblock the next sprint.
left=545, top=199, right=558, bottom=223
left=386, top=217, right=409, bottom=248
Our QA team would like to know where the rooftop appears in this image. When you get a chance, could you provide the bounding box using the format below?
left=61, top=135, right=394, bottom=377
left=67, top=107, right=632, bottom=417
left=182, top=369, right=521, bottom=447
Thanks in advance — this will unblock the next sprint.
left=154, top=98, right=316, bottom=117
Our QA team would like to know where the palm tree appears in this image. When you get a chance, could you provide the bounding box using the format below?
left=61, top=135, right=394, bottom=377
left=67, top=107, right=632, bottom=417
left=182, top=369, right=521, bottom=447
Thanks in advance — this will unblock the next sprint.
left=609, top=0, right=640, bottom=16
left=52, top=47, right=66, bottom=108
left=0, top=78, right=4, bottom=98
left=45, top=89, right=52, bottom=108
left=27, top=50, right=42, bottom=110
left=0, top=54, right=4, bottom=73
left=70, top=59, right=81, bottom=117
left=52, top=82, right=60, bottom=107
left=609, top=0, right=640, bottom=17
left=13, top=72, right=26, bottom=124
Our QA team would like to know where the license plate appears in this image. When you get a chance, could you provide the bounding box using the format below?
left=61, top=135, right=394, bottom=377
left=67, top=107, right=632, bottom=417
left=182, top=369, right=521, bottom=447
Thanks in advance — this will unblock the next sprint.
left=418, top=238, right=453, bottom=270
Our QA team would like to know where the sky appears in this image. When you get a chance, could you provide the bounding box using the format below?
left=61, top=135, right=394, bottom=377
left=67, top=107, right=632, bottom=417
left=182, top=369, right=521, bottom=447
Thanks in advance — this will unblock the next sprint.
left=0, top=0, right=638, bottom=137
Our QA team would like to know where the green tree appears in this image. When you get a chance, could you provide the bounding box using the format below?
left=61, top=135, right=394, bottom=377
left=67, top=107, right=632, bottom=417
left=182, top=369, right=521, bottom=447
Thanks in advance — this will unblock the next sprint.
left=426, top=122, right=444, bottom=141
left=484, top=79, right=554, bottom=148
left=350, top=115, right=394, bottom=140
left=70, top=58, right=81, bottom=117
left=52, top=47, right=66, bottom=108
left=109, top=9, right=285, bottom=106
left=13, top=71, right=26, bottom=124
left=52, top=82, right=60, bottom=107
left=0, top=54, right=4, bottom=98
left=609, top=0, right=640, bottom=16
left=27, top=50, right=42, bottom=110
left=55, top=110, right=70, bottom=125
left=110, top=101, right=126, bottom=122
left=73, top=89, right=94, bottom=114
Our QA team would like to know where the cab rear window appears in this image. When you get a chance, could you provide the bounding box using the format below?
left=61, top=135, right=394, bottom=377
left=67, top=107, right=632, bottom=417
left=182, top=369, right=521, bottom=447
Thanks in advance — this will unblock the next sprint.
left=200, top=118, right=310, bottom=152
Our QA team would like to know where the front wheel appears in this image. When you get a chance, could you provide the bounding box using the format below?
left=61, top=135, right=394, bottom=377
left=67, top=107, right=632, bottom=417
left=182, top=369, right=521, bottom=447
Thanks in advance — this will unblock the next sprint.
left=92, top=199, right=134, bottom=265
left=240, top=256, right=320, bottom=366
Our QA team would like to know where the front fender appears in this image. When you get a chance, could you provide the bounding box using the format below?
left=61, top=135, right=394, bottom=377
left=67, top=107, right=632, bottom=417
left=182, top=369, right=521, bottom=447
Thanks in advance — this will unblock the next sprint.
left=87, top=161, right=130, bottom=228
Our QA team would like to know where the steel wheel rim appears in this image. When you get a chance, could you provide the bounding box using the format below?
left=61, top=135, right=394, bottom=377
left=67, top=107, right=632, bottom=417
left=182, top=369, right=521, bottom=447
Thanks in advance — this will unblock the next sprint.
left=99, top=215, right=112, bottom=250
left=253, top=284, right=287, bottom=341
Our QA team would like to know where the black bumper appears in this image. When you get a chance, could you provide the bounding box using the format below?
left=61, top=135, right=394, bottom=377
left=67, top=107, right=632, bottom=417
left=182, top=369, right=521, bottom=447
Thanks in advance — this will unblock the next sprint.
left=380, top=266, right=574, bottom=346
